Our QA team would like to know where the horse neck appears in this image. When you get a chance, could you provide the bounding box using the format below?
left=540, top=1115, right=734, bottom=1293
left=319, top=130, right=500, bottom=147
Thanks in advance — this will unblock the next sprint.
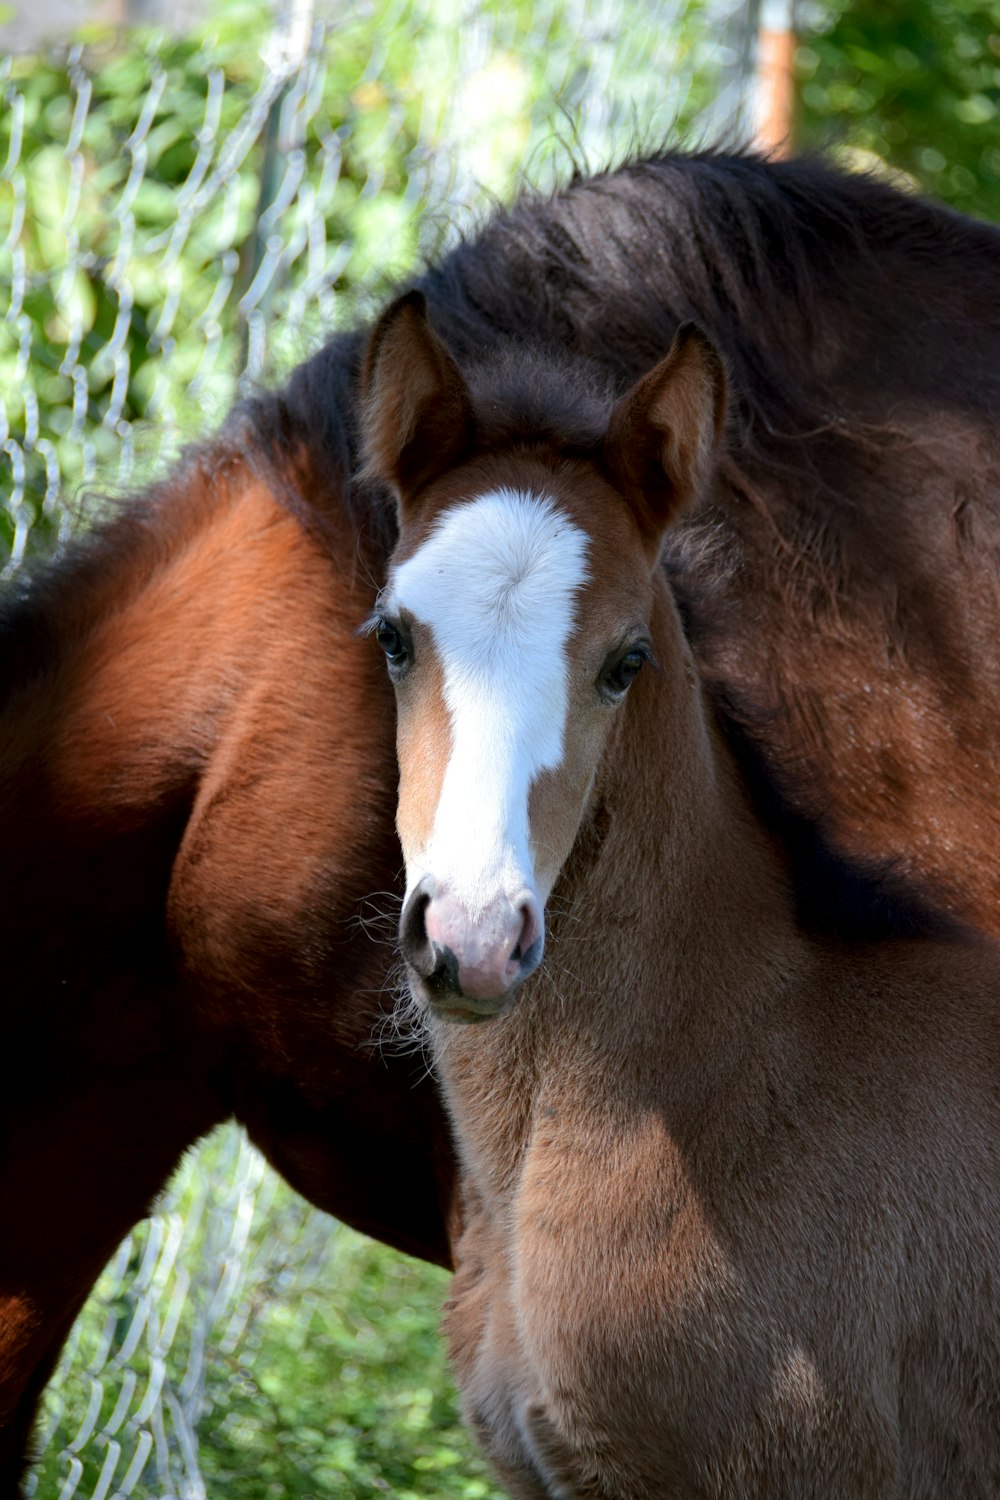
left=0, top=461, right=345, bottom=977
left=434, top=575, right=805, bottom=1196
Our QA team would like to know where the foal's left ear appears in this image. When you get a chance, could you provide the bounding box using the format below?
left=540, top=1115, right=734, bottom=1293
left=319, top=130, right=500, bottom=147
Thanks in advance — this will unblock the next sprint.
left=604, top=324, right=727, bottom=559
left=360, top=289, right=475, bottom=503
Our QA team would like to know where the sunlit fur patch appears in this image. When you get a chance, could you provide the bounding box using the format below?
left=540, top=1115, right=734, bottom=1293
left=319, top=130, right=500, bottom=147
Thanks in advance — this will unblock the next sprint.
left=390, top=488, right=590, bottom=915
left=395, top=647, right=452, bottom=863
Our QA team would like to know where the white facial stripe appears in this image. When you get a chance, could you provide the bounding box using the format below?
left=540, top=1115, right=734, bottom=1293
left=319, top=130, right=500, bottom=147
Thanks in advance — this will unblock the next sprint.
left=392, top=488, right=589, bottom=915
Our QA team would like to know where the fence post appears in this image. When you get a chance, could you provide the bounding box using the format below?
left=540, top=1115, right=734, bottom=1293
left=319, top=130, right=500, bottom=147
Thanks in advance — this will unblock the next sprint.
left=754, top=0, right=797, bottom=154
left=238, top=0, right=317, bottom=381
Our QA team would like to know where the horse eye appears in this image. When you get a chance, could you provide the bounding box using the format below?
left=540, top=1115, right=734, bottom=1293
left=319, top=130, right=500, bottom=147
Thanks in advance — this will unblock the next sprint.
left=602, top=647, right=648, bottom=698
left=375, top=617, right=409, bottom=668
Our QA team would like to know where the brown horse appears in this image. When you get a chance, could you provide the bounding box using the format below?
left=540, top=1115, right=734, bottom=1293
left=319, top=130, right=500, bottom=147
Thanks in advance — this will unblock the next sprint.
left=361, top=291, right=1000, bottom=1498
left=0, top=444, right=458, bottom=1492
left=3, top=149, right=999, bottom=1493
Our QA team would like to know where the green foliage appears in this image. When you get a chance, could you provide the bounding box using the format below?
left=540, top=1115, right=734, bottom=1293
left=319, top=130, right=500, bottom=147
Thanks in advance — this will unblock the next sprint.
left=194, top=1239, right=499, bottom=1499
left=190, top=1237, right=498, bottom=1499
left=797, top=0, right=1000, bottom=220
left=0, top=0, right=428, bottom=555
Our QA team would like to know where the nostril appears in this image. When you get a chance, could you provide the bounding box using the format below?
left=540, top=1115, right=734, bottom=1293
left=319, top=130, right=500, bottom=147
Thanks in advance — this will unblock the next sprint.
left=512, top=899, right=542, bottom=964
left=425, top=946, right=460, bottom=998
left=400, top=885, right=432, bottom=971
left=402, top=890, right=429, bottom=948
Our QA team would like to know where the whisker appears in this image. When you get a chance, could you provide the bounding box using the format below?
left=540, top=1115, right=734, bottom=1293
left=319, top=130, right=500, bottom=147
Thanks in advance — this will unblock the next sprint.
left=365, top=958, right=436, bottom=1069
left=545, top=902, right=585, bottom=928
left=542, top=954, right=587, bottom=992
left=349, top=891, right=404, bottom=940
left=539, top=966, right=571, bottom=1023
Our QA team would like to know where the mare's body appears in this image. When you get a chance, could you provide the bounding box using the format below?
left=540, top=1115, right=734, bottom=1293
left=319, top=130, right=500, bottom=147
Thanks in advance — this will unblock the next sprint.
left=363, top=300, right=1000, bottom=1497
left=0, top=457, right=452, bottom=1490
left=2, top=151, right=998, bottom=1491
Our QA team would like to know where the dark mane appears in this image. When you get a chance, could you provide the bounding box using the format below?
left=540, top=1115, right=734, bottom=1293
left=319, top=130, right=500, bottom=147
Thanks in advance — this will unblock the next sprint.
left=240, top=148, right=999, bottom=534
left=459, top=343, right=617, bottom=455
left=240, top=150, right=1000, bottom=737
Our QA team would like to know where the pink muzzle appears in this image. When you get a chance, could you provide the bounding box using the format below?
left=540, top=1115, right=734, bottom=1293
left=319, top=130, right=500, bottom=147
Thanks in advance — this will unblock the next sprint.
left=400, top=879, right=544, bottom=1018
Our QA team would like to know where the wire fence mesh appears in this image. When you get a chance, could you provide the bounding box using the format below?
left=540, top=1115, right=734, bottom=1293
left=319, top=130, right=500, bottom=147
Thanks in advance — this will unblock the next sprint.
left=27, top=1130, right=327, bottom=1500
left=3, top=1, right=757, bottom=1492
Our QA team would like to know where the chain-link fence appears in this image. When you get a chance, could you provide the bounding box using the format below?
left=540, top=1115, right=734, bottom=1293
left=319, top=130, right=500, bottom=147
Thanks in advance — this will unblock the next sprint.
left=27, top=1131, right=335, bottom=1500
left=3, top=2, right=758, bottom=1492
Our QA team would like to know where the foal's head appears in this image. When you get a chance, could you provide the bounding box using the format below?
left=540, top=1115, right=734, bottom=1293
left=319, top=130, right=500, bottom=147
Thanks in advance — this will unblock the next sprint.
left=361, top=292, right=725, bottom=1021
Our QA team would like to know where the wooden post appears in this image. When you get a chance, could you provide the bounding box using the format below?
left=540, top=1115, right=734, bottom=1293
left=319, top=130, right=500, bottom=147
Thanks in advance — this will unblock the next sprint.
left=754, top=0, right=797, bottom=156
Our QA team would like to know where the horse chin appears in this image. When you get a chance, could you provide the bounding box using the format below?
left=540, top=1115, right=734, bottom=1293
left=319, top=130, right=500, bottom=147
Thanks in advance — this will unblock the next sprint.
left=406, top=969, right=526, bottom=1025
left=405, top=935, right=545, bottom=1024
left=413, top=980, right=518, bottom=1024
left=432, top=999, right=507, bottom=1025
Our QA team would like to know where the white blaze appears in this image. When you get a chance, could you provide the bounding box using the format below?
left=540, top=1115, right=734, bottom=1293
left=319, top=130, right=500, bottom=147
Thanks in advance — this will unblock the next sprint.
left=392, top=488, right=589, bottom=916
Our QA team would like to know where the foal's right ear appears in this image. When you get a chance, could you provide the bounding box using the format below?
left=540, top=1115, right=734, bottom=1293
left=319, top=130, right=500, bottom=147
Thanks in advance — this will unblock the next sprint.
left=360, top=290, right=475, bottom=503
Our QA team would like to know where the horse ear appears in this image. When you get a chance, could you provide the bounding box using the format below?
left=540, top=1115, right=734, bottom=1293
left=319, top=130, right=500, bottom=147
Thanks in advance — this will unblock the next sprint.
left=604, top=324, right=726, bottom=557
left=360, top=289, right=475, bottom=504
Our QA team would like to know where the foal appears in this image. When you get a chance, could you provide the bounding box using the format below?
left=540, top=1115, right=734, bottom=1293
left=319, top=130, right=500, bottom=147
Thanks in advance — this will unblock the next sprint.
left=361, top=293, right=1000, bottom=1497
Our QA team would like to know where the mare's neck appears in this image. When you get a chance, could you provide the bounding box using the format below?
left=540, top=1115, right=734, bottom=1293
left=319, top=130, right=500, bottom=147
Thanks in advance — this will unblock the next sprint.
left=0, top=459, right=389, bottom=997
left=434, top=578, right=805, bottom=1195
left=2, top=465, right=270, bottom=810
left=0, top=467, right=244, bottom=980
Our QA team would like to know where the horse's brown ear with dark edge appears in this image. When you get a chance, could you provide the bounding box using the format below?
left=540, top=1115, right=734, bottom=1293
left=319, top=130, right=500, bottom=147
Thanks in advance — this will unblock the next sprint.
left=604, top=323, right=727, bottom=559
left=360, top=289, right=475, bottom=505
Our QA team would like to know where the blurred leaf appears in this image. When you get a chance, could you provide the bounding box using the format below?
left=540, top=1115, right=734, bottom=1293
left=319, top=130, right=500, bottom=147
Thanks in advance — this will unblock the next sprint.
left=798, top=0, right=1000, bottom=220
